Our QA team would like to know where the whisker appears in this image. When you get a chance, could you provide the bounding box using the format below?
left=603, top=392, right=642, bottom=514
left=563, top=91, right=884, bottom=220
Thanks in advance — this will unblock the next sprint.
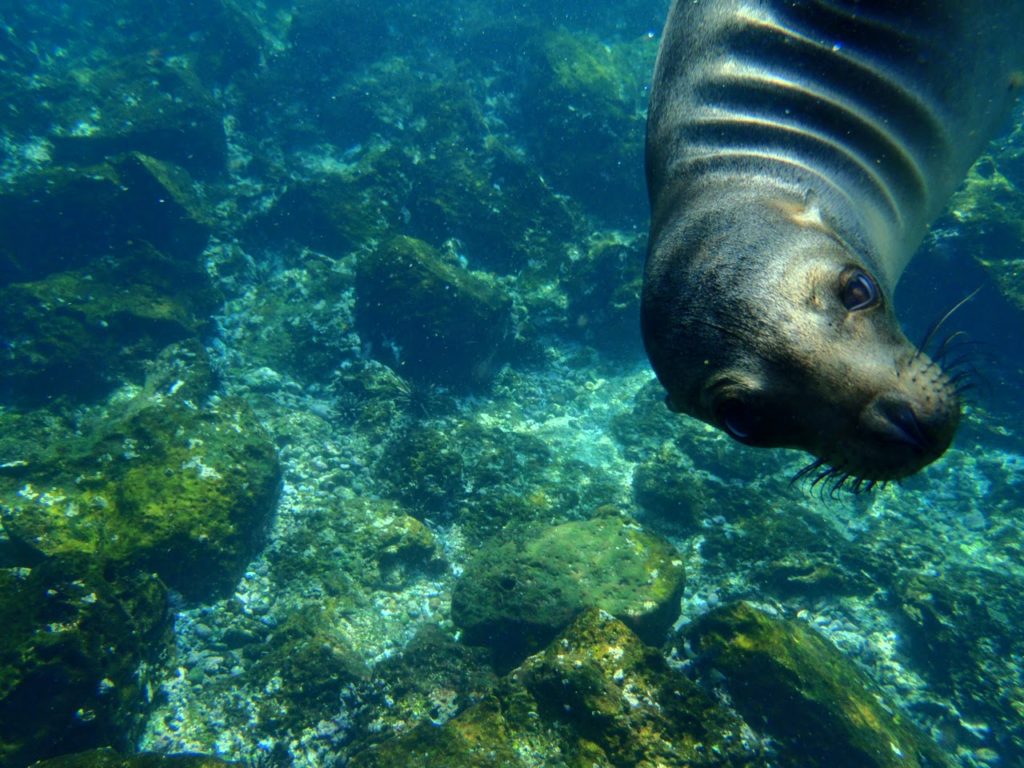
left=791, top=457, right=826, bottom=485
left=915, top=287, right=981, bottom=359
left=793, top=458, right=884, bottom=497
left=932, top=331, right=971, bottom=362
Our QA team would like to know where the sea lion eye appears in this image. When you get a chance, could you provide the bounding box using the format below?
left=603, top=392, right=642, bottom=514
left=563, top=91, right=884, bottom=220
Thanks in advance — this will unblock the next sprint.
left=717, top=398, right=759, bottom=442
left=840, top=269, right=880, bottom=311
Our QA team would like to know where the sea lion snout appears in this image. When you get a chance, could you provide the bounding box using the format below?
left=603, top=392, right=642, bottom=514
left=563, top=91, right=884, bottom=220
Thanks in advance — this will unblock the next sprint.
left=855, top=387, right=960, bottom=480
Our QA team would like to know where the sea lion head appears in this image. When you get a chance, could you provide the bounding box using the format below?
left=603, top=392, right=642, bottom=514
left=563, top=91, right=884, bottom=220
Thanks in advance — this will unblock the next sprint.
left=642, top=195, right=961, bottom=489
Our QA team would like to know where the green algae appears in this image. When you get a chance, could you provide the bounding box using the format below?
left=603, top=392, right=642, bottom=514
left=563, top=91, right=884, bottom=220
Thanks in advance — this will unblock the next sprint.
left=686, top=602, right=953, bottom=768
left=268, top=497, right=444, bottom=597
left=0, top=556, right=171, bottom=768
left=0, top=391, right=280, bottom=601
left=351, top=609, right=761, bottom=768
left=0, top=153, right=214, bottom=284
left=355, top=235, right=512, bottom=389
left=452, top=508, right=685, bottom=667
left=248, top=607, right=368, bottom=733
left=520, top=29, right=654, bottom=223
left=0, top=244, right=219, bottom=405
left=28, top=747, right=236, bottom=767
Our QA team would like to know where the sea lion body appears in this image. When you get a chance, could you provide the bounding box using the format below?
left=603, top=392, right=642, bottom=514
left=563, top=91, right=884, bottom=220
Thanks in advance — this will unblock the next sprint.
left=643, top=0, right=1024, bottom=486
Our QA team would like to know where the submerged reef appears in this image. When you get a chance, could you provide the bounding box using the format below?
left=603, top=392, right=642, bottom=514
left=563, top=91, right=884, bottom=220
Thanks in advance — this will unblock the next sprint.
left=452, top=507, right=685, bottom=667
left=0, top=1, right=1021, bottom=767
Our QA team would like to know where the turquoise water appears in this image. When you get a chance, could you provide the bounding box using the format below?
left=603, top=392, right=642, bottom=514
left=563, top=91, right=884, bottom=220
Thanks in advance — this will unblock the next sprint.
left=0, top=1, right=1021, bottom=767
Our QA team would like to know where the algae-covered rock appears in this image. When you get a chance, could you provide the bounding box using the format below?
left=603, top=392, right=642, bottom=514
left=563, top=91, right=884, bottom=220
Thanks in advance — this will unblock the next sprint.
left=0, top=244, right=219, bottom=405
left=355, top=236, right=512, bottom=389
left=247, top=606, right=368, bottom=733
left=253, top=172, right=397, bottom=256
left=895, top=565, right=1024, bottom=761
left=0, top=395, right=280, bottom=601
left=48, top=56, right=226, bottom=175
left=685, top=601, right=953, bottom=768
left=216, top=251, right=357, bottom=383
left=0, top=153, right=214, bottom=285
left=452, top=508, right=684, bottom=666
left=350, top=609, right=762, bottom=767
left=269, top=497, right=444, bottom=595
left=509, top=608, right=762, bottom=767
left=29, top=747, right=235, bottom=767
left=0, top=556, right=171, bottom=768
left=519, top=29, right=654, bottom=224
left=562, top=230, right=644, bottom=355
left=347, top=624, right=498, bottom=750
left=256, top=54, right=581, bottom=275
left=349, top=696, right=522, bottom=768
left=946, top=153, right=1024, bottom=312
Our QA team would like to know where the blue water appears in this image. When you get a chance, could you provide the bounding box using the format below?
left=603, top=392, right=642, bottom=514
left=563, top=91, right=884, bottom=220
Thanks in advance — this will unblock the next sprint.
left=0, top=1, right=1022, bottom=767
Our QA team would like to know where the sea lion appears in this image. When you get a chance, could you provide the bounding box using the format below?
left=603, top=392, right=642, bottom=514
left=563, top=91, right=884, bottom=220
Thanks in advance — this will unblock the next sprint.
left=642, top=0, right=1024, bottom=489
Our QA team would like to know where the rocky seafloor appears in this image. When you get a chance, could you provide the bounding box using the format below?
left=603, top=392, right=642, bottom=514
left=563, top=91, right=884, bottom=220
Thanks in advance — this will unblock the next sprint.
left=1, top=1, right=1023, bottom=767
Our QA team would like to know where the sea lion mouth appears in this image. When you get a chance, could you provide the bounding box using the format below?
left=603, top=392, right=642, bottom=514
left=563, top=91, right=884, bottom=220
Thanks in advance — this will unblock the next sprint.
left=791, top=294, right=978, bottom=495
left=794, top=365, right=966, bottom=494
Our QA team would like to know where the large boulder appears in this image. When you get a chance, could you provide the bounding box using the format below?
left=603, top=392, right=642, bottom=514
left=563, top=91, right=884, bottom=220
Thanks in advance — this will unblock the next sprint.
left=0, top=390, right=280, bottom=602
left=47, top=56, right=226, bottom=175
left=0, top=245, right=219, bottom=405
left=0, top=153, right=214, bottom=285
left=349, top=609, right=762, bottom=767
left=355, top=236, right=512, bottom=389
left=452, top=508, right=685, bottom=666
left=685, top=602, right=953, bottom=768
left=0, top=557, right=171, bottom=768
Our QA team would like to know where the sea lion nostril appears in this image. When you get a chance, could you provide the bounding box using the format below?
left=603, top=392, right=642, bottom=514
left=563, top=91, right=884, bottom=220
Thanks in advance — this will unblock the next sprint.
left=878, top=400, right=929, bottom=451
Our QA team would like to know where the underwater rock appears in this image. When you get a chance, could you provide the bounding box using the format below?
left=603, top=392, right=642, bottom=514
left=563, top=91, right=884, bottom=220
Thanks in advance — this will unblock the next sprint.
left=193, top=0, right=265, bottom=86
left=561, top=230, right=644, bottom=356
left=895, top=565, right=1024, bottom=762
left=269, top=497, right=445, bottom=596
left=348, top=695, right=521, bottom=768
left=28, top=747, right=235, bottom=767
left=518, top=29, right=653, bottom=224
left=0, top=244, right=219, bottom=406
left=215, top=250, right=358, bottom=384
left=349, top=608, right=762, bottom=767
left=47, top=56, right=226, bottom=175
left=684, top=601, right=953, bottom=768
left=247, top=606, right=368, bottom=733
left=947, top=156, right=1024, bottom=312
left=0, top=394, right=280, bottom=602
left=267, top=53, right=582, bottom=275
left=0, top=154, right=214, bottom=285
left=508, top=608, right=762, bottom=766
left=451, top=508, right=685, bottom=667
left=251, top=172, right=396, bottom=256
left=0, top=555, right=170, bottom=768
left=346, top=623, right=498, bottom=750
left=355, top=236, right=512, bottom=389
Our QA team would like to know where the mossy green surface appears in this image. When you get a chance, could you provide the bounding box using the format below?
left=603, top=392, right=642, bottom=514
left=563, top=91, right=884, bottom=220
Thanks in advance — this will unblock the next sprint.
left=0, top=244, right=219, bottom=405
left=0, top=556, right=171, bottom=768
left=268, top=497, right=444, bottom=596
left=355, top=235, right=513, bottom=389
left=451, top=508, right=685, bottom=666
left=948, top=156, right=1024, bottom=311
left=28, top=746, right=235, bottom=767
left=686, top=602, right=954, bottom=768
left=349, top=696, right=522, bottom=768
left=0, top=394, right=280, bottom=601
left=247, top=606, right=368, bottom=733
left=48, top=56, right=227, bottom=175
left=0, top=153, right=214, bottom=284
left=521, top=30, right=653, bottom=223
left=351, top=609, right=761, bottom=767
